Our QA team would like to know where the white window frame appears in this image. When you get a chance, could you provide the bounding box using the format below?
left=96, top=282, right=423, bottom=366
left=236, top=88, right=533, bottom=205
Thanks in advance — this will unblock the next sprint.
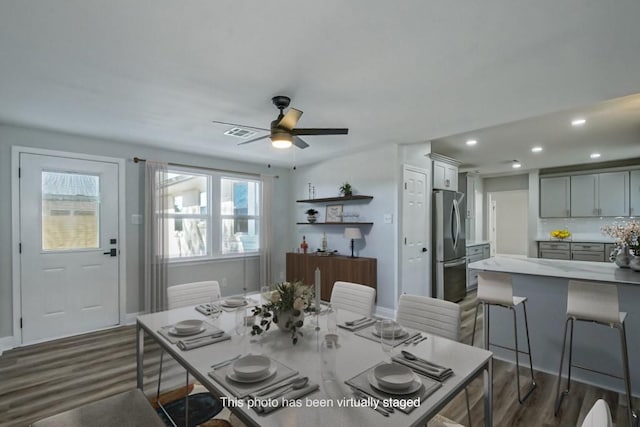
left=166, top=167, right=260, bottom=263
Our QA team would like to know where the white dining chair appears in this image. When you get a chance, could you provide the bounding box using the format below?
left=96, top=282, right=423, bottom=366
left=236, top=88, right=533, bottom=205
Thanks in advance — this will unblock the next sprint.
left=397, top=294, right=470, bottom=427
left=157, top=280, right=222, bottom=424
left=580, top=399, right=612, bottom=427
left=330, top=281, right=376, bottom=317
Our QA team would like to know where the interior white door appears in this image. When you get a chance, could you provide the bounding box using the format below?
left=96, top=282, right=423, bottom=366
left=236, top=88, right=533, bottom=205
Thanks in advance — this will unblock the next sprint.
left=401, top=167, right=429, bottom=297
left=20, top=153, right=120, bottom=343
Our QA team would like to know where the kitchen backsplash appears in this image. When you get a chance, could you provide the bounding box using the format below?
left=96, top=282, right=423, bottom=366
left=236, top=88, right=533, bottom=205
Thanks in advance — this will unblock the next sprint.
left=538, top=217, right=637, bottom=241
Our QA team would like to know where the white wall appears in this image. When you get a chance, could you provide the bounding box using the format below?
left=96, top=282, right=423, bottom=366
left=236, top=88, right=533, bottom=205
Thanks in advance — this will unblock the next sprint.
left=291, top=144, right=400, bottom=311
left=0, top=124, right=291, bottom=340
left=482, top=174, right=529, bottom=238
left=489, top=190, right=529, bottom=256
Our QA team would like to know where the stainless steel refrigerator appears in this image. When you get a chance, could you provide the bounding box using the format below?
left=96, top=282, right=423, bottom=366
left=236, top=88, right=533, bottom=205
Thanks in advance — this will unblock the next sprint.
left=433, top=190, right=466, bottom=302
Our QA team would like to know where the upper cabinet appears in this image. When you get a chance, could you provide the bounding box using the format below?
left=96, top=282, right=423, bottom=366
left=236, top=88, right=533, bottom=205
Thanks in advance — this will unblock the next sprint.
left=570, top=172, right=629, bottom=217
left=540, top=176, right=570, bottom=218
left=631, top=170, right=640, bottom=216
left=433, top=161, right=459, bottom=191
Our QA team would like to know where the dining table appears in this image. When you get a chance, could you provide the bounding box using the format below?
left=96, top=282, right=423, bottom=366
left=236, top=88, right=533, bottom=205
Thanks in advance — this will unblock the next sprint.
left=136, top=297, right=493, bottom=426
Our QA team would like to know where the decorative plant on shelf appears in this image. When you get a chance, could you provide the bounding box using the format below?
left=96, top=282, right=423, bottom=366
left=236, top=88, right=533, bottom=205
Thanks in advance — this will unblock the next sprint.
left=251, top=281, right=313, bottom=344
left=305, top=209, right=319, bottom=223
left=339, top=182, right=353, bottom=197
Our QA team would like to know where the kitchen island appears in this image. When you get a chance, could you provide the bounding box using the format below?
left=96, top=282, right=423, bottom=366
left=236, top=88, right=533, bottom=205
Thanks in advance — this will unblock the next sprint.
left=468, top=256, right=640, bottom=395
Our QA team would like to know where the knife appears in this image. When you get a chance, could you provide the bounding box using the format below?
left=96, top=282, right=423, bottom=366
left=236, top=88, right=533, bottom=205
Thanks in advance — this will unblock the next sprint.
left=256, top=377, right=300, bottom=397
left=402, top=333, right=422, bottom=345
left=210, top=354, right=241, bottom=369
left=345, top=316, right=368, bottom=326
left=352, top=389, right=394, bottom=413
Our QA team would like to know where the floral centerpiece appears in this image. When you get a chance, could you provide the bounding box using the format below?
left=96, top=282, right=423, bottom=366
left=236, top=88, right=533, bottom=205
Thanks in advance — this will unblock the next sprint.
left=251, top=281, right=313, bottom=344
left=551, top=229, right=571, bottom=240
left=602, top=221, right=640, bottom=255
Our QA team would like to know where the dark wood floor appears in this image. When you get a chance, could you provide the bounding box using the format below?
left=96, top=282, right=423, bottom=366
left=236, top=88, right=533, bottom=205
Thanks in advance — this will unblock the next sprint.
left=1, top=298, right=637, bottom=426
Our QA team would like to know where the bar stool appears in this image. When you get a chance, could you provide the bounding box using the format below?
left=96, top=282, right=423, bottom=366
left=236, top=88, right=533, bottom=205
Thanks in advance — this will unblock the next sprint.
left=471, top=271, right=537, bottom=403
left=554, top=280, right=637, bottom=426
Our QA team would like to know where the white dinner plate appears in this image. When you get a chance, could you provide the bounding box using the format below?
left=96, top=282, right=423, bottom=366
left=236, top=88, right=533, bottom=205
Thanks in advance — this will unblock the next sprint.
left=371, top=329, right=409, bottom=339
left=367, top=370, right=423, bottom=395
left=232, top=355, right=272, bottom=380
left=168, top=326, right=206, bottom=337
left=174, top=319, right=204, bottom=334
left=373, top=363, right=417, bottom=390
left=226, top=365, right=277, bottom=384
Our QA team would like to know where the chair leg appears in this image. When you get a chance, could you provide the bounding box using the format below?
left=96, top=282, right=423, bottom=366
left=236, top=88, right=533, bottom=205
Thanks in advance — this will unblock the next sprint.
left=483, top=303, right=490, bottom=350
left=618, top=322, right=637, bottom=427
left=464, top=387, right=472, bottom=427
left=471, top=302, right=481, bottom=347
left=156, top=350, right=164, bottom=401
left=522, top=301, right=537, bottom=391
left=185, top=371, right=190, bottom=427
left=554, top=317, right=572, bottom=416
left=511, top=306, right=535, bottom=403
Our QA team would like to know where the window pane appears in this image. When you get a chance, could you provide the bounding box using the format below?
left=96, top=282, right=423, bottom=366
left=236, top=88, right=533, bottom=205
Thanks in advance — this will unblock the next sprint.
left=42, top=172, right=99, bottom=250
left=221, top=178, right=259, bottom=216
left=163, top=173, right=207, bottom=214
left=222, top=219, right=259, bottom=254
left=167, top=218, right=207, bottom=258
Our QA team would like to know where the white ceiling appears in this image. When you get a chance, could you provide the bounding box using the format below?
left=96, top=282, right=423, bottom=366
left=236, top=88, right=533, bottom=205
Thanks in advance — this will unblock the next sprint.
left=432, top=93, right=640, bottom=175
left=1, top=1, right=640, bottom=167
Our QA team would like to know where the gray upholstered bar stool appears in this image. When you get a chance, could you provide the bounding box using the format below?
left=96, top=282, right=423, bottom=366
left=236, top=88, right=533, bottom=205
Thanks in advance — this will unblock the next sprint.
left=554, top=280, right=637, bottom=426
left=471, top=271, right=537, bottom=403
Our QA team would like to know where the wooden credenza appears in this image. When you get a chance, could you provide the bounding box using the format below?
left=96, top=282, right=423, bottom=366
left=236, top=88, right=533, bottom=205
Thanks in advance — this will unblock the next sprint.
left=285, top=253, right=377, bottom=301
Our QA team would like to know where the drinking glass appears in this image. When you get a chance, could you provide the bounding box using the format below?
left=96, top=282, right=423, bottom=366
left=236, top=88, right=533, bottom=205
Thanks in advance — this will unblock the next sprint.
left=260, top=285, right=271, bottom=304
left=379, top=319, right=397, bottom=357
left=326, top=304, right=338, bottom=334
left=209, top=290, right=222, bottom=321
left=235, top=307, right=255, bottom=353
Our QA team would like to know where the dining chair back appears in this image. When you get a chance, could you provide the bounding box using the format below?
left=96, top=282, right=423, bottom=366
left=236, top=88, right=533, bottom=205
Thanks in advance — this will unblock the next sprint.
left=167, top=280, right=221, bottom=309
left=397, top=294, right=461, bottom=341
left=580, top=399, right=612, bottom=427
left=330, top=281, right=376, bottom=317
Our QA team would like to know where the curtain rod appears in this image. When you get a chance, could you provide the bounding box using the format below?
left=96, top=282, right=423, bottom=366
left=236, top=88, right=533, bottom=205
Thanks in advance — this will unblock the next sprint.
left=133, top=157, right=278, bottom=178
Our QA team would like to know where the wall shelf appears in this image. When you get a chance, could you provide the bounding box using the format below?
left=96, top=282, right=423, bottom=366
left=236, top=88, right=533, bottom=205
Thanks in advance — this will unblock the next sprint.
left=296, top=195, right=373, bottom=203
left=296, top=222, right=374, bottom=225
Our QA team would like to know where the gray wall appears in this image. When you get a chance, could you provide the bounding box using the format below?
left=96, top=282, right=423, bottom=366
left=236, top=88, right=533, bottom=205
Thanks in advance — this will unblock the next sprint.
left=0, top=123, right=291, bottom=339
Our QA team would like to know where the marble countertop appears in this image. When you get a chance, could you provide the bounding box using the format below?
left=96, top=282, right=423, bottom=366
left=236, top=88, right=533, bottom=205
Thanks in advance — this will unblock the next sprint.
left=466, top=240, right=490, bottom=247
left=468, top=256, right=640, bottom=285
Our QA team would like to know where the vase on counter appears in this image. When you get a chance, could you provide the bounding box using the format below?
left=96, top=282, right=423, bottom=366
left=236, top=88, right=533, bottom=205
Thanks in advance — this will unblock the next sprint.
left=630, top=254, right=640, bottom=272
left=273, top=309, right=303, bottom=332
left=614, top=246, right=632, bottom=268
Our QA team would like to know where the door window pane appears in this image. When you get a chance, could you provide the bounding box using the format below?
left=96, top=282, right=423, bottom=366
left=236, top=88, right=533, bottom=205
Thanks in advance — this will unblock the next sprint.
left=42, top=172, right=99, bottom=250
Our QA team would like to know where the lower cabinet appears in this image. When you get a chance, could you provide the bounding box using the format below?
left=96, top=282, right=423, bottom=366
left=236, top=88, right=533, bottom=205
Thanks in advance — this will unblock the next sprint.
left=538, top=242, right=611, bottom=262
left=466, top=243, right=490, bottom=291
left=285, top=253, right=377, bottom=301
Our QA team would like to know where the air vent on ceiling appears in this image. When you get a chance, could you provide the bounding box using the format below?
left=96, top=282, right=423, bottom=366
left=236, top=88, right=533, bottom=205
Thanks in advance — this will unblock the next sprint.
left=224, top=127, right=257, bottom=139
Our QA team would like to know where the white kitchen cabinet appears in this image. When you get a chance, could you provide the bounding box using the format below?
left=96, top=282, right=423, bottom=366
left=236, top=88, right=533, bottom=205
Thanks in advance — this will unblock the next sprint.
left=570, top=174, right=598, bottom=217
left=570, top=172, right=629, bottom=217
left=466, top=176, right=476, bottom=219
left=433, top=160, right=458, bottom=191
left=630, top=170, right=640, bottom=216
left=540, top=176, right=570, bottom=218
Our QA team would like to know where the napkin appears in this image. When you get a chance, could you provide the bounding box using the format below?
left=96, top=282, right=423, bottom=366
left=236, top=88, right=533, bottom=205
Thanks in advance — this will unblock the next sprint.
left=252, top=383, right=320, bottom=415
left=391, top=356, right=453, bottom=382
left=338, top=318, right=376, bottom=331
left=158, top=322, right=223, bottom=344
left=176, top=333, right=231, bottom=351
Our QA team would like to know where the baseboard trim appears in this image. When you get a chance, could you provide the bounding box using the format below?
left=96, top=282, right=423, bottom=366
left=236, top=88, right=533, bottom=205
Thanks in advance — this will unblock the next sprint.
left=125, top=311, right=143, bottom=325
left=0, top=335, right=17, bottom=355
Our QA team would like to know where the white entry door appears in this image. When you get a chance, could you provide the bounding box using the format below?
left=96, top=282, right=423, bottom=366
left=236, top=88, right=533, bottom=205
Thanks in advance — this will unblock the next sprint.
left=401, top=166, right=430, bottom=297
left=20, top=153, right=120, bottom=343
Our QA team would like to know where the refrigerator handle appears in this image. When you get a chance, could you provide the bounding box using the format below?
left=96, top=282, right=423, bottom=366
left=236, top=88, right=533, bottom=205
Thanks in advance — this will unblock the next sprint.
left=444, top=259, right=467, bottom=268
left=452, top=199, right=460, bottom=250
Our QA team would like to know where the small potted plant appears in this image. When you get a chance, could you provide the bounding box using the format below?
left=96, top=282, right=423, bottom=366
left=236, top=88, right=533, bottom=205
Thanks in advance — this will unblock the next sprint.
left=305, top=209, right=319, bottom=223
left=339, top=182, right=353, bottom=197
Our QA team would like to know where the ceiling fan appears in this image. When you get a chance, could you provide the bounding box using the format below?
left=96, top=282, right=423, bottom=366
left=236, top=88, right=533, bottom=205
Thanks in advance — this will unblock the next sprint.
left=212, top=95, right=348, bottom=149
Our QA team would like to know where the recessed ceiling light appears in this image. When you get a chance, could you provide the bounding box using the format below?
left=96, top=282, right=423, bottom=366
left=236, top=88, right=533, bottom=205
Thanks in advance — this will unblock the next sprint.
left=466, top=139, right=477, bottom=146
left=531, top=146, right=543, bottom=153
left=571, top=118, right=586, bottom=127
left=590, top=153, right=601, bottom=159
left=512, top=162, right=522, bottom=169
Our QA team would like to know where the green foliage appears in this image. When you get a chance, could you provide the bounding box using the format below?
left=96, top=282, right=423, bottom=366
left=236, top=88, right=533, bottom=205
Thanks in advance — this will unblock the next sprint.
left=339, top=182, right=352, bottom=196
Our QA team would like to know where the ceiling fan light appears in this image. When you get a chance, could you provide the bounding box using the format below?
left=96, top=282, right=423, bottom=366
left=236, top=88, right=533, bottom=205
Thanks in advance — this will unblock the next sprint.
left=272, top=134, right=293, bottom=149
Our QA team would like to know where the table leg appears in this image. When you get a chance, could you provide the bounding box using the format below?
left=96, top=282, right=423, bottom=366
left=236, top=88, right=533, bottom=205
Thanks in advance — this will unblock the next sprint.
left=484, top=357, right=493, bottom=427
left=137, top=320, right=144, bottom=391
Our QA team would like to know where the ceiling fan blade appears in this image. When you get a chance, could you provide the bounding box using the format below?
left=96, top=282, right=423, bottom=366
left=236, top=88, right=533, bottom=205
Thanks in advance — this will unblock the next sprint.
left=237, top=135, right=270, bottom=145
left=276, top=108, right=303, bottom=130
left=212, top=119, right=269, bottom=131
left=292, top=136, right=309, bottom=149
left=292, top=128, right=349, bottom=136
